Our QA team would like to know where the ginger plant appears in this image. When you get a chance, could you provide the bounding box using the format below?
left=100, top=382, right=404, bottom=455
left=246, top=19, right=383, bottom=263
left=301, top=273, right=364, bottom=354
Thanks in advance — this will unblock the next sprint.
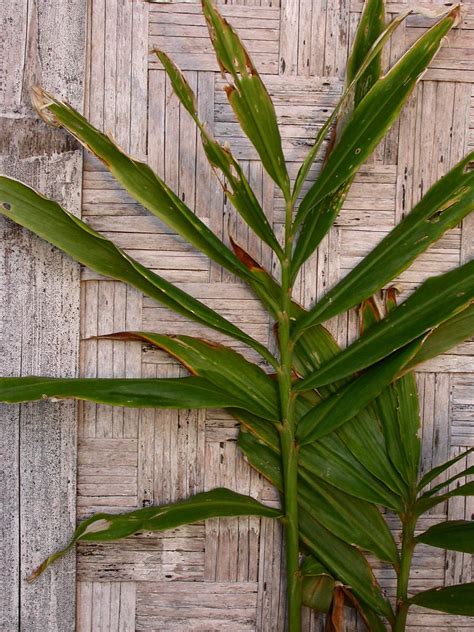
left=0, top=0, right=473, bottom=629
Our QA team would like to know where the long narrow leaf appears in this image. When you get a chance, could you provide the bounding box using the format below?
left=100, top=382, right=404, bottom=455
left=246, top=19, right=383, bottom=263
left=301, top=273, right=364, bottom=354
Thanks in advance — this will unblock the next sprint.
left=239, top=426, right=399, bottom=565
left=31, top=87, right=253, bottom=282
left=298, top=475, right=399, bottom=565
left=346, top=0, right=385, bottom=107
left=296, top=339, right=422, bottom=444
left=298, top=510, right=394, bottom=619
left=423, top=466, right=474, bottom=498
left=238, top=406, right=405, bottom=511
left=238, top=428, right=394, bottom=617
left=418, top=447, right=474, bottom=490
left=337, top=410, right=408, bottom=498
left=28, top=488, right=281, bottom=581
left=298, top=152, right=474, bottom=327
left=376, top=374, right=421, bottom=487
left=415, top=482, right=474, bottom=516
left=0, top=376, right=250, bottom=411
left=202, top=0, right=290, bottom=199
left=294, top=6, right=458, bottom=229
left=408, top=583, right=474, bottom=616
left=364, top=293, right=421, bottom=486
left=297, top=0, right=386, bottom=266
left=291, top=7, right=460, bottom=273
left=416, top=520, right=474, bottom=554
left=300, top=439, right=404, bottom=511
left=103, top=332, right=280, bottom=422
left=0, top=177, right=276, bottom=366
left=297, top=260, right=474, bottom=387
left=406, top=303, right=474, bottom=371
left=292, top=7, right=411, bottom=203
left=292, top=312, right=407, bottom=501
left=154, top=49, right=282, bottom=255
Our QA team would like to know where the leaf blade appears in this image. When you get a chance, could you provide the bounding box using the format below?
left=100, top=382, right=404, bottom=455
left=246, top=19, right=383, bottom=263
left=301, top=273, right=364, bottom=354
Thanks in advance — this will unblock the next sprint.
left=202, top=0, right=290, bottom=198
left=32, top=87, right=253, bottom=281
left=103, top=332, right=280, bottom=422
left=415, top=482, right=474, bottom=516
left=28, top=488, right=281, bottom=581
left=0, top=177, right=276, bottom=365
left=296, top=339, right=423, bottom=444
left=298, top=152, right=474, bottom=327
left=346, top=0, right=385, bottom=106
left=154, top=49, right=282, bottom=255
left=416, top=520, right=474, bottom=554
left=418, top=447, right=474, bottom=490
left=408, top=583, right=474, bottom=616
left=296, top=260, right=474, bottom=387
left=293, top=7, right=459, bottom=229
left=0, top=376, right=249, bottom=410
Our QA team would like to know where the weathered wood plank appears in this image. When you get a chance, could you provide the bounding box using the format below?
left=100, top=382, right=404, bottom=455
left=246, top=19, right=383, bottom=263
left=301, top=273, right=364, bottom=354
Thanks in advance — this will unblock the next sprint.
left=0, top=0, right=86, bottom=629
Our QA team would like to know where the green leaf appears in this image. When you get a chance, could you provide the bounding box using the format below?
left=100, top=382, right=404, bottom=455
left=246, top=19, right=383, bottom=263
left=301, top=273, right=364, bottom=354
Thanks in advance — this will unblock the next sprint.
left=406, top=303, right=474, bottom=371
left=408, top=583, right=474, bottom=616
left=240, top=426, right=399, bottom=565
left=301, top=559, right=336, bottom=614
left=301, top=557, right=338, bottom=615
left=364, top=294, right=421, bottom=486
left=298, top=152, right=474, bottom=327
left=27, top=488, right=281, bottom=581
left=337, top=410, right=407, bottom=499
left=376, top=373, right=421, bottom=486
left=297, top=259, right=474, bottom=387
left=422, top=466, right=474, bottom=498
left=238, top=428, right=394, bottom=617
left=292, top=310, right=407, bottom=503
left=300, top=438, right=404, bottom=512
left=202, top=0, right=290, bottom=199
left=296, top=339, right=422, bottom=444
left=0, top=376, right=252, bottom=411
left=239, top=402, right=405, bottom=511
left=417, top=447, right=474, bottom=491
left=298, top=475, right=399, bottom=566
left=31, top=87, right=252, bottom=282
left=0, top=177, right=276, bottom=366
left=346, top=0, right=385, bottom=107
left=293, top=7, right=459, bottom=229
left=416, top=520, right=474, bottom=554
left=299, top=509, right=393, bottom=619
left=293, top=324, right=341, bottom=378
left=415, top=482, right=474, bottom=516
left=103, top=332, right=280, bottom=422
left=154, top=49, right=282, bottom=255
left=292, top=7, right=411, bottom=204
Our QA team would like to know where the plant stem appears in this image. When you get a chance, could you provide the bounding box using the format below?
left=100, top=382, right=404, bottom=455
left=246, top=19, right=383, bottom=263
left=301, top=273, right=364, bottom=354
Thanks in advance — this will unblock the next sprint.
left=393, top=512, right=416, bottom=632
left=277, top=198, right=302, bottom=631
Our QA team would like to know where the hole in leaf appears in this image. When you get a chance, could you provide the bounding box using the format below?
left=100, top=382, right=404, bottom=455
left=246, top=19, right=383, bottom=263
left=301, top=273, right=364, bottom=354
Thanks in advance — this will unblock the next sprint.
left=2, top=202, right=11, bottom=210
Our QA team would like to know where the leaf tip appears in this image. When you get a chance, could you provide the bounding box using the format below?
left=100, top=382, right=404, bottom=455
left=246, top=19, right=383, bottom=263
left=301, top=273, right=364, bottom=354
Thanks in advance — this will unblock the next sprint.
left=26, top=559, right=49, bottom=583
left=31, top=86, right=59, bottom=126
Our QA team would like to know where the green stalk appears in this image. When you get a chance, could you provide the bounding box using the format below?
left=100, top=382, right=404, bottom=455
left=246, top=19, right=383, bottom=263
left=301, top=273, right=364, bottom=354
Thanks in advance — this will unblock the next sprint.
left=277, top=198, right=302, bottom=631
left=393, top=511, right=416, bottom=632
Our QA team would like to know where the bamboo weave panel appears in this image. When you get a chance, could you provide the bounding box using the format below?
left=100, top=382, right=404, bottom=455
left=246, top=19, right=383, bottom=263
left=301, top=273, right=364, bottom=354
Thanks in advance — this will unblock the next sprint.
left=77, top=0, right=474, bottom=629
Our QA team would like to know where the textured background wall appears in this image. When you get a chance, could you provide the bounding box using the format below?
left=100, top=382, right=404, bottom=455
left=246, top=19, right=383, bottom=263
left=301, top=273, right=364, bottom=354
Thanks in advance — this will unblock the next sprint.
left=1, top=0, right=473, bottom=630
left=0, top=0, right=86, bottom=630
